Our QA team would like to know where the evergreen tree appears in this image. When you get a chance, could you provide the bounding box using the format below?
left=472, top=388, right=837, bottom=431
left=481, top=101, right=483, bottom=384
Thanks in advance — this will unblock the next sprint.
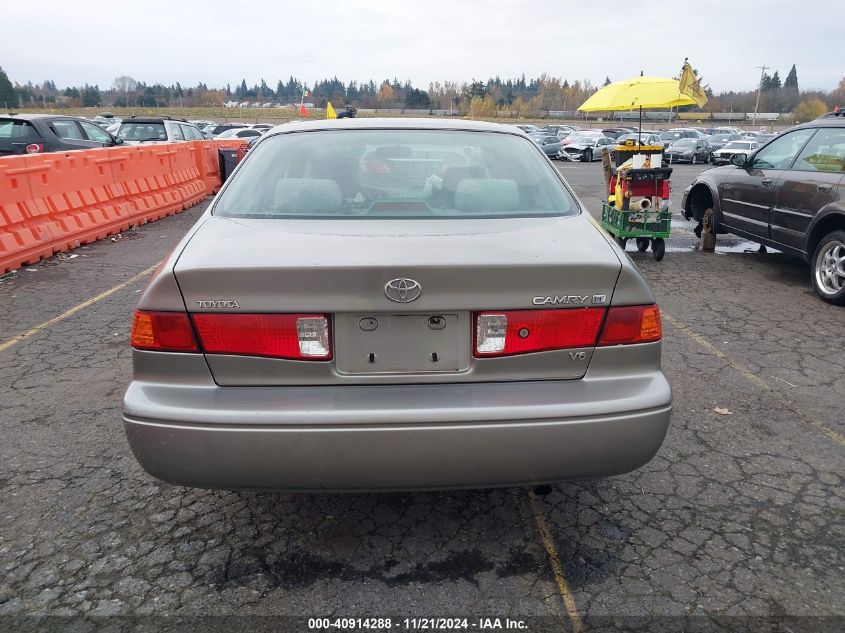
left=784, top=64, right=798, bottom=89
left=0, top=67, right=18, bottom=108
left=603, top=76, right=611, bottom=86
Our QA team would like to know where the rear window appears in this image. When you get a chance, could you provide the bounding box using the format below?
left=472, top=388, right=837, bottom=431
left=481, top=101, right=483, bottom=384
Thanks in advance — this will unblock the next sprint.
left=0, top=119, right=40, bottom=139
left=117, top=122, right=167, bottom=141
left=214, top=129, right=576, bottom=219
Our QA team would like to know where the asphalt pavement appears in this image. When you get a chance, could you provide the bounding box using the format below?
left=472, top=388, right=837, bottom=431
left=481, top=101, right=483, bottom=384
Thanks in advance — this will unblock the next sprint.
left=0, top=164, right=843, bottom=632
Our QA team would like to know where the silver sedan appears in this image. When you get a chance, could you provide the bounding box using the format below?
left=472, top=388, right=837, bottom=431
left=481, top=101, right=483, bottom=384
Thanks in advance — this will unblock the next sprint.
left=123, top=118, right=672, bottom=491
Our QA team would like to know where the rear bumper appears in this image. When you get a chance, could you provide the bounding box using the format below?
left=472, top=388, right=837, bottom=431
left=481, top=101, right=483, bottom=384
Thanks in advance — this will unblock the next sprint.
left=123, top=359, right=672, bottom=491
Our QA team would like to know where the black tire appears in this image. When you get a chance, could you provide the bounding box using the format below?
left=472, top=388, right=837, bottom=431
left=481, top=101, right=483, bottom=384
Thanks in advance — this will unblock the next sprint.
left=810, top=230, right=845, bottom=305
left=636, top=237, right=650, bottom=252
left=692, top=154, right=697, bottom=165
left=582, top=149, right=592, bottom=162
left=616, top=236, right=627, bottom=249
left=652, top=238, right=665, bottom=261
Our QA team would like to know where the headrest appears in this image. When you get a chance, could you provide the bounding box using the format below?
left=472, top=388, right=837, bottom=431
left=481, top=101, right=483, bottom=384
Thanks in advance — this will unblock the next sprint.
left=273, top=178, right=343, bottom=214
left=454, top=178, right=519, bottom=213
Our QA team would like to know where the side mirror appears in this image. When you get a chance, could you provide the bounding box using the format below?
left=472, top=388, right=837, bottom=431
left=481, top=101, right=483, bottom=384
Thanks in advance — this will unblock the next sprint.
left=113, top=137, right=124, bottom=145
left=730, top=153, right=748, bottom=167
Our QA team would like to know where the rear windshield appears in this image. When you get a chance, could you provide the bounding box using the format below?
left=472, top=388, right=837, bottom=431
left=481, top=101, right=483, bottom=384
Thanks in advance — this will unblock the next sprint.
left=117, top=122, right=167, bottom=141
left=214, top=129, right=577, bottom=219
left=0, top=119, right=40, bottom=139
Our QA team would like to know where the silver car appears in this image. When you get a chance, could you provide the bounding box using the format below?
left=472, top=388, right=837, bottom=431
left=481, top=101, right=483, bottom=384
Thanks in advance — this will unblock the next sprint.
left=123, top=118, right=672, bottom=491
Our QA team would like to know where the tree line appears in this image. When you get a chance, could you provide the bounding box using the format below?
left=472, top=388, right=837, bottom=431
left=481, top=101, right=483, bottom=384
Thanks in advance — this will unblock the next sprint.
left=2, top=65, right=843, bottom=120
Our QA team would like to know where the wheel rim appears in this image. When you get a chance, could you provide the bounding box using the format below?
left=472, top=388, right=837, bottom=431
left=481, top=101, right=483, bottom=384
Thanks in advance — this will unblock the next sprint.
left=815, top=241, right=845, bottom=295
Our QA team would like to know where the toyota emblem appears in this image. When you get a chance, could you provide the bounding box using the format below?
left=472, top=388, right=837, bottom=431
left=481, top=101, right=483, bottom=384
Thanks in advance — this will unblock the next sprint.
left=384, top=278, right=422, bottom=303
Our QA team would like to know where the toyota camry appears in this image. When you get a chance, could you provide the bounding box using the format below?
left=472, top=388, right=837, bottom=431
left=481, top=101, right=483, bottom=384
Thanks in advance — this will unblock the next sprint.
left=123, top=118, right=672, bottom=491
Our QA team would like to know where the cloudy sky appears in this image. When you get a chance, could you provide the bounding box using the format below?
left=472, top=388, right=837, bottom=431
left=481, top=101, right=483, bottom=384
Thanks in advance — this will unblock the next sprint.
left=1, top=0, right=839, bottom=93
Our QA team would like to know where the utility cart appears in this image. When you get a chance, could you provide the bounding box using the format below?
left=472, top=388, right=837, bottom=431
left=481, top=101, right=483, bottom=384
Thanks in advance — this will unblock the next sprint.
left=601, top=149, right=673, bottom=261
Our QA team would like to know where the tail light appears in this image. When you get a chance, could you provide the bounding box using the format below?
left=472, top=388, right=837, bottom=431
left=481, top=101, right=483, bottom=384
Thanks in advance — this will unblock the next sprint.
left=475, top=308, right=606, bottom=357
left=131, top=311, right=199, bottom=352
left=191, top=313, right=331, bottom=360
left=474, top=304, right=662, bottom=357
left=598, top=305, right=662, bottom=346
left=25, top=143, right=44, bottom=154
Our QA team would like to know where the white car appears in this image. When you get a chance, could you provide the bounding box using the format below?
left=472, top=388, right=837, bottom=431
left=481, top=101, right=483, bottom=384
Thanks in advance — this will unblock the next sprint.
left=216, top=128, right=264, bottom=140
left=710, top=140, right=759, bottom=165
left=116, top=118, right=206, bottom=144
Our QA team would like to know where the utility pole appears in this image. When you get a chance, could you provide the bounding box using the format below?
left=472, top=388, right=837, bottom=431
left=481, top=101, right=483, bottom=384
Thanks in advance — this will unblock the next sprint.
left=753, top=65, right=768, bottom=125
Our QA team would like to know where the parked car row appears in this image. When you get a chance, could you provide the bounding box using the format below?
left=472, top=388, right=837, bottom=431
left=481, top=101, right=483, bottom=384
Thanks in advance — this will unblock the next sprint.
left=513, top=123, right=778, bottom=165
left=0, top=113, right=278, bottom=155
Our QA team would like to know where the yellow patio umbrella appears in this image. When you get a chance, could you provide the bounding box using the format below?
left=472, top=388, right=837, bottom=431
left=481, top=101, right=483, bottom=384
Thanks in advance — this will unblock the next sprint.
left=578, top=75, right=696, bottom=143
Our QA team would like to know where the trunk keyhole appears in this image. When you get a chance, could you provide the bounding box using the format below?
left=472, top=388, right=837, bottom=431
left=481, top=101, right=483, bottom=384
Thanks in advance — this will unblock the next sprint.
left=368, top=353, right=376, bottom=364
left=431, top=352, right=438, bottom=362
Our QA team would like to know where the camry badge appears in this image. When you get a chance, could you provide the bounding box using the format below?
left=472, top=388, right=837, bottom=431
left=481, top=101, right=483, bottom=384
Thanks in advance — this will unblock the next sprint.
left=384, top=278, right=422, bottom=303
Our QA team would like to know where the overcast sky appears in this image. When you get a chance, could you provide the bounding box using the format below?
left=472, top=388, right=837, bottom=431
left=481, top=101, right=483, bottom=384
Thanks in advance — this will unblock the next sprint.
left=0, top=0, right=839, bottom=93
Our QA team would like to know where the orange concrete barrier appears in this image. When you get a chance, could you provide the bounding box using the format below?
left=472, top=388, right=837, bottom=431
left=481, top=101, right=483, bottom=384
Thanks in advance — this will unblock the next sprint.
left=0, top=158, right=57, bottom=272
left=168, top=142, right=207, bottom=209
left=24, top=152, right=134, bottom=252
left=0, top=141, right=218, bottom=274
left=109, top=145, right=184, bottom=224
left=192, top=139, right=250, bottom=196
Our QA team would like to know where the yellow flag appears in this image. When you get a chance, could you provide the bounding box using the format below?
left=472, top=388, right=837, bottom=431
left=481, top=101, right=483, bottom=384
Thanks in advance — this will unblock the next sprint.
left=679, top=62, right=708, bottom=107
left=326, top=101, right=337, bottom=119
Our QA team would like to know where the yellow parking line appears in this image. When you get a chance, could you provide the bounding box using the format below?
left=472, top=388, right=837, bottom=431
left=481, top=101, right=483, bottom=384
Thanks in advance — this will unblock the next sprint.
left=0, top=264, right=158, bottom=353
left=662, top=312, right=845, bottom=447
left=528, top=489, right=583, bottom=633
left=661, top=313, right=769, bottom=389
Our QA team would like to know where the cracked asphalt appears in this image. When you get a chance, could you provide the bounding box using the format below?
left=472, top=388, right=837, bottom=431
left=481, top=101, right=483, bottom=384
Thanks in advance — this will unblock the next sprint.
left=0, top=163, right=843, bottom=632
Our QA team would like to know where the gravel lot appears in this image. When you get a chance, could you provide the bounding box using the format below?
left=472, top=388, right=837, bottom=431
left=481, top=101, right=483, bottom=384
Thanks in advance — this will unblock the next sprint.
left=0, top=162, right=842, bottom=632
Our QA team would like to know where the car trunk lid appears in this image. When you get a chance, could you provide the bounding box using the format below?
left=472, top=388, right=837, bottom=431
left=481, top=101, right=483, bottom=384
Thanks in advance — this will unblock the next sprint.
left=174, top=215, right=622, bottom=385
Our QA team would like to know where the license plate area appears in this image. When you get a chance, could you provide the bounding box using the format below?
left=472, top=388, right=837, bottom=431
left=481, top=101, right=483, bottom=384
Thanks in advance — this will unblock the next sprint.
left=335, top=313, right=469, bottom=375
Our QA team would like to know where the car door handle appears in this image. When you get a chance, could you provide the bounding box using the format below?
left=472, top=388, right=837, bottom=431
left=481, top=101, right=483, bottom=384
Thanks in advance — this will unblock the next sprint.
left=761, top=178, right=773, bottom=187
left=817, top=184, right=833, bottom=193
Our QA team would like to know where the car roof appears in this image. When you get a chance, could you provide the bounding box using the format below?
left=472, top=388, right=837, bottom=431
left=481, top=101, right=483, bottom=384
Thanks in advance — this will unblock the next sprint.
left=121, top=117, right=189, bottom=124
left=1, top=113, right=85, bottom=121
left=793, top=111, right=845, bottom=130
left=265, top=118, right=530, bottom=137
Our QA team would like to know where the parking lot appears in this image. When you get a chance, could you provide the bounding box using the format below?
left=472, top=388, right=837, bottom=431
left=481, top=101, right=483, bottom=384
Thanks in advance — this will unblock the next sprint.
left=0, top=161, right=842, bottom=631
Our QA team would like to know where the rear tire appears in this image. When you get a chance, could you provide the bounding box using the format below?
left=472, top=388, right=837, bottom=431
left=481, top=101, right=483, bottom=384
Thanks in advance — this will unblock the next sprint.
left=811, top=230, right=845, bottom=305
left=636, top=237, right=650, bottom=252
left=652, top=238, right=665, bottom=261
left=616, top=236, right=627, bottom=249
